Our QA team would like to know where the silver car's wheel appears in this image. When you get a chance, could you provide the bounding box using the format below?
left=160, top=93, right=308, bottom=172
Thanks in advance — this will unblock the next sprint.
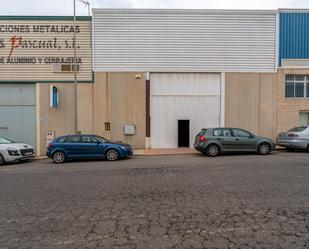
left=0, top=153, right=5, bottom=166
left=106, top=149, right=120, bottom=161
left=53, top=151, right=65, bottom=164
left=206, top=144, right=220, bottom=157
left=258, top=143, right=271, bottom=155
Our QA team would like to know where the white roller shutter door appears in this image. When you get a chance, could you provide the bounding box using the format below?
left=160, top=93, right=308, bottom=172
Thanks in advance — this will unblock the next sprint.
left=150, top=73, right=221, bottom=148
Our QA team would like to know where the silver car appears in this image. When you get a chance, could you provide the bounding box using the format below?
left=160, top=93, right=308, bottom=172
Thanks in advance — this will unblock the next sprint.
left=194, top=128, right=275, bottom=157
left=0, top=136, right=35, bottom=165
left=277, top=126, right=309, bottom=151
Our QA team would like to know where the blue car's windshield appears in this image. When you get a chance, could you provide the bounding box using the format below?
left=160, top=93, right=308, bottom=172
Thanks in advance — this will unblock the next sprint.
left=94, top=135, right=110, bottom=143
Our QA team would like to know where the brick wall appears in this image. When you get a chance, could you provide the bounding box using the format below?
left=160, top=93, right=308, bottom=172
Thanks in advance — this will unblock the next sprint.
left=277, top=68, right=309, bottom=133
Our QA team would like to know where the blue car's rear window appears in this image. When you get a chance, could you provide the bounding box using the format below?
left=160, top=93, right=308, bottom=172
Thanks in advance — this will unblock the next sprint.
left=57, top=137, right=66, bottom=143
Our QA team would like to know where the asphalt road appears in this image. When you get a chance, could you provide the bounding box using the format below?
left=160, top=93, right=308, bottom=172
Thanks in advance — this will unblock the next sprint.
left=0, top=151, right=309, bottom=249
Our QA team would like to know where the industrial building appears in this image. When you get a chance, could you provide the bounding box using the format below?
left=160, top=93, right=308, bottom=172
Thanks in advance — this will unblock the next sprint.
left=1, top=9, right=309, bottom=155
left=92, top=9, right=278, bottom=149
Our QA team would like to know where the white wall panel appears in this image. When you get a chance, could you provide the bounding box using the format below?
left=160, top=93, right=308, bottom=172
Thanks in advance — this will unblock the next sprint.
left=150, top=73, right=221, bottom=148
left=0, top=84, right=36, bottom=147
left=93, top=9, right=277, bottom=72
left=151, top=73, right=220, bottom=95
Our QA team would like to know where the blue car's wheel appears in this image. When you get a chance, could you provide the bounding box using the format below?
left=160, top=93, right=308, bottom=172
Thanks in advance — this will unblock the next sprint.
left=106, top=149, right=120, bottom=161
left=53, top=151, right=66, bottom=164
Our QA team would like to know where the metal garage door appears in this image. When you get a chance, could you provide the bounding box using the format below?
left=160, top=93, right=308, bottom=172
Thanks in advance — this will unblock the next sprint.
left=150, top=73, right=221, bottom=148
left=0, top=84, right=36, bottom=147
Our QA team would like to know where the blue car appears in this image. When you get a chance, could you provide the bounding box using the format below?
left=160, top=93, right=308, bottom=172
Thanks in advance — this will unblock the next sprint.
left=47, top=134, right=133, bottom=163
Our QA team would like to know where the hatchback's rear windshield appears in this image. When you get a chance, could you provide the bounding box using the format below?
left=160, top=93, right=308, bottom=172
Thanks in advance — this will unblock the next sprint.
left=198, top=129, right=207, bottom=135
left=288, top=127, right=307, bottom=132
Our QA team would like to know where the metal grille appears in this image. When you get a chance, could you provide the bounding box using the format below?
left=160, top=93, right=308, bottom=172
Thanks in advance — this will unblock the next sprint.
left=104, top=122, right=111, bottom=131
left=19, top=149, right=34, bottom=156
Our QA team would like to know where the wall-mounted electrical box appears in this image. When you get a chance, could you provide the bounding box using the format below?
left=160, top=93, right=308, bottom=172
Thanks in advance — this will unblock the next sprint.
left=123, top=124, right=136, bottom=135
left=45, top=131, right=55, bottom=146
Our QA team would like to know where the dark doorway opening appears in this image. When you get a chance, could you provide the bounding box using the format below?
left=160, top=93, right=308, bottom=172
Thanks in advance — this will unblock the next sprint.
left=178, top=120, right=190, bottom=147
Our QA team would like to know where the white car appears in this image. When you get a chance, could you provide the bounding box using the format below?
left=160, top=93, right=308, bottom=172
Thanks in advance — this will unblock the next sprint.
left=0, top=136, right=35, bottom=165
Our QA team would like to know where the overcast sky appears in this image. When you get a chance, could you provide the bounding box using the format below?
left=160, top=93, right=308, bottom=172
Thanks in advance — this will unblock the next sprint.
left=1, top=0, right=309, bottom=16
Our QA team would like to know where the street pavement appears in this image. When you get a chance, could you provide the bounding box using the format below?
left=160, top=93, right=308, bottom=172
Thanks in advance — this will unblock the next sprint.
left=0, top=151, right=309, bottom=249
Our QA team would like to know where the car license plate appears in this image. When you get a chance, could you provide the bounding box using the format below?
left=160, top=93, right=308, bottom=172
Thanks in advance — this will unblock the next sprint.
left=24, top=152, right=33, bottom=155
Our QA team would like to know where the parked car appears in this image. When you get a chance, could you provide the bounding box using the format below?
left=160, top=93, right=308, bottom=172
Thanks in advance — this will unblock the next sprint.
left=0, top=136, right=35, bottom=165
left=194, top=128, right=275, bottom=157
left=47, top=134, right=133, bottom=163
left=277, top=126, right=309, bottom=152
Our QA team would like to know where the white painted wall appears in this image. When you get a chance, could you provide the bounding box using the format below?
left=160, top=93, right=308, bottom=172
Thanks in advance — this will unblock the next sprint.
left=150, top=73, right=221, bottom=148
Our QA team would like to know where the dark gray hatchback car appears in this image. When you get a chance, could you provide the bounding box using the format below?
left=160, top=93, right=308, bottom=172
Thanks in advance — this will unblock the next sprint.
left=194, top=128, right=275, bottom=157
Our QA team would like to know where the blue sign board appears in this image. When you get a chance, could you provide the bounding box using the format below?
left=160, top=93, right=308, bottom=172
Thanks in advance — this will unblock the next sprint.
left=50, top=85, right=58, bottom=108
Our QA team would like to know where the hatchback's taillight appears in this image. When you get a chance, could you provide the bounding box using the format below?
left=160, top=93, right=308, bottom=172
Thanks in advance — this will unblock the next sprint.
left=199, top=135, right=206, bottom=142
left=47, top=143, right=52, bottom=149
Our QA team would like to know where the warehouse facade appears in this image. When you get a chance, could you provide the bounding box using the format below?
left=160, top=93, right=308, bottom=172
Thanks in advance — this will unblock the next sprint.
left=2, top=10, right=309, bottom=154
left=92, top=9, right=278, bottom=149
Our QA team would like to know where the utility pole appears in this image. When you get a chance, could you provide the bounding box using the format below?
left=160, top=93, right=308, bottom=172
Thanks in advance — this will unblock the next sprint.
left=73, top=0, right=78, bottom=135
left=73, top=0, right=90, bottom=135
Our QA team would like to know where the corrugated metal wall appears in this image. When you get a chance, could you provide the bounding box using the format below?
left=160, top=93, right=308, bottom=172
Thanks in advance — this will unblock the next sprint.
left=0, top=84, right=36, bottom=147
left=93, top=9, right=277, bottom=72
left=279, top=12, right=309, bottom=66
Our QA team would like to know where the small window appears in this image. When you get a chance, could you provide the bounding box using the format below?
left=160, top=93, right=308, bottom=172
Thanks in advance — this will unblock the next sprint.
left=61, top=65, right=72, bottom=71
left=222, top=129, right=232, bottom=137
left=286, top=75, right=294, bottom=81
left=295, top=83, right=304, bottom=97
left=295, top=75, right=305, bottom=81
left=299, top=112, right=309, bottom=127
left=65, top=135, right=80, bottom=143
left=81, top=135, right=96, bottom=143
left=213, top=129, right=222, bottom=136
left=94, top=135, right=109, bottom=143
left=232, top=129, right=251, bottom=138
left=61, top=64, right=80, bottom=72
left=285, top=82, right=294, bottom=98
left=58, top=137, right=66, bottom=143
left=105, top=122, right=111, bottom=131
left=198, top=129, right=207, bottom=136
left=285, top=74, right=309, bottom=98
left=288, top=126, right=307, bottom=132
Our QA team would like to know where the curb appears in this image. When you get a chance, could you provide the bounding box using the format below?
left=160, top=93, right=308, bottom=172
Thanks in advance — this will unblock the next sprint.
left=34, top=148, right=288, bottom=160
left=35, top=156, right=48, bottom=160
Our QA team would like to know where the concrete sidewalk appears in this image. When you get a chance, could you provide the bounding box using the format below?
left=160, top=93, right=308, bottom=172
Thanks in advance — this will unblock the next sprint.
left=36, top=147, right=287, bottom=159
left=35, top=148, right=198, bottom=160
left=134, top=148, right=199, bottom=156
